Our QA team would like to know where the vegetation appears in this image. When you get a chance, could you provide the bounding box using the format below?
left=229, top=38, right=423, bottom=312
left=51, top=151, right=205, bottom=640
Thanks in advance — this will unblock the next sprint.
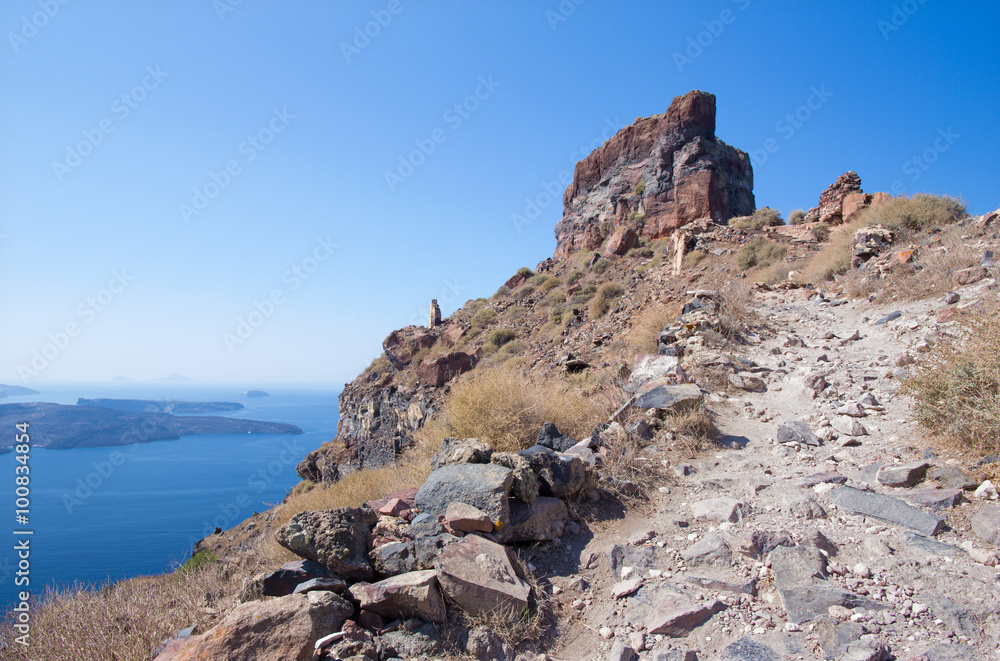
left=682, top=249, right=707, bottom=268
left=179, top=550, right=216, bottom=575
left=730, top=207, right=784, bottom=230
left=471, top=308, right=497, bottom=331
left=366, top=353, right=390, bottom=373
left=857, top=194, right=966, bottom=234
left=588, top=282, right=624, bottom=318
left=538, top=275, right=562, bottom=292
left=484, top=328, right=517, bottom=354
left=787, top=209, right=806, bottom=225
left=516, top=266, right=534, bottom=278
left=903, top=311, right=1000, bottom=456
left=567, top=269, right=584, bottom=286
left=425, top=364, right=605, bottom=453
left=718, top=279, right=761, bottom=341
left=513, top=284, right=536, bottom=301
left=633, top=180, right=645, bottom=195
left=812, top=222, right=831, bottom=242
left=736, top=237, right=787, bottom=271
left=625, top=303, right=678, bottom=354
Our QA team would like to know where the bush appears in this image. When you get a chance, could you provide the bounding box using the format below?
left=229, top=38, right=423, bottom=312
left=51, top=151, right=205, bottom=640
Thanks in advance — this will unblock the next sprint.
left=812, top=222, right=831, bottom=242
left=788, top=209, right=806, bottom=225
left=737, top=237, right=787, bottom=271
left=428, top=365, right=605, bottom=453
left=903, top=311, right=1000, bottom=455
left=471, top=308, right=496, bottom=330
left=856, top=194, right=966, bottom=234
left=567, top=270, right=584, bottom=286
left=513, top=285, right=535, bottom=301
left=492, top=285, right=510, bottom=298
left=718, top=279, right=760, bottom=340
left=633, top=180, right=645, bottom=195
left=516, top=266, right=534, bottom=278
left=592, top=259, right=609, bottom=275
left=683, top=249, right=707, bottom=268
left=539, top=276, right=562, bottom=292
left=799, top=216, right=868, bottom=284
left=730, top=207, right=784, bottom=230
left=589, top=282, right=625, bottom=318
left=178, top=550, right=215, bottom=575
left=485, top=328, right=517, bottom=351
left=625, top=303, right=679, bottom=354
left=626, top=246, right=654, bottom=259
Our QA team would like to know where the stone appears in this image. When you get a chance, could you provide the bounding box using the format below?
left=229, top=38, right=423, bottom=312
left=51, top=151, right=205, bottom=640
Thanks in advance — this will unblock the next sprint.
left=377, top=623, right=442, bottom=659
left=970, top=505, right=1000, bottom=545
left=742, top=529, right=794, bottom=557
left=831, top=417, right=868, bottom=436
left=490, top=452, right=539, bottom=504
left=830, top=487, right=945, bottom=536
left=928, top=465, right=978, bottom=490
left=876, top=462, right=929, bottom=488
left=291, top=577, right=347, bottom=594
left=691, top=496, right=748, bottom=523
left=837, top=401, right=866, bottom=417
left=536, top=422, right=578, bottom=452
left=607, top=544, right=670, bottom=578
left=925, top=643, right=980, bottom=661
left=681, top=534, right=732, bottom=567
left=719, top=637, right=782, bottom=661
left=370, top=541, right=417, bottom=577
left=416, top=351, right=477, bottom=387
left=462, top=626, right=511, bottom=661
left=778, top=421, right=820, bottom=447
left=943, top=291, right=960, bottom=304
left=729, top=373, right=766, bottom=392
left=169, top=592, right=352, bottom=661
left=603, top=226, right=641, bottom=257
left=554, top=90, right=754, bottom=261
left=430, top=437, right=493, bottom=471
left=275, top=507, right=377, bottom=580
left=434, top=534, right=530, bottom=616
left=445, top=502, right=494, bottom=533
left=518, top=445, right=587, bottom=498
left=260, top=560, right=336, bottom=597
left=770, top=546, right=883, bottom=624
left=629, top=354, right=689, bottom=389
left=508, top=497, right=568, bottom=542
left=685, top=574, right=756, bottom=595
left=348, top=570, right=446, bottom=623
left=612, top=577, right=643, bottom=599
left=413, top=533, right=460, bottom=570
left=807, top=171, right=863, bottom=225
left=873, top=311, right=901, bottom=326
left=646, top=595, right=724, bottom=636
left=429, top=299, right=441, bottom=328
left=152, top=627, right=198, bottom=661
left=799, top=472, right=846, bottom=487
left=782, top=492, right=828, bottom=519
left=655, top=651, right=699, bottom=661
left=902, top=531, right=965, bottom=558
left=377, top=497, right=409, bottom=517
left=955, top=266, right=988, bottom=285
left=415, top=463, right=513, bottom=541
left=973, top=479, right=998, bottom=500
left=631, top=382, right=703, bottom=413
left=608, top=640, right=638, bottom=661
left=900, top=488, right=962, bottom=510
left=382, top=325, right=437, bottom=370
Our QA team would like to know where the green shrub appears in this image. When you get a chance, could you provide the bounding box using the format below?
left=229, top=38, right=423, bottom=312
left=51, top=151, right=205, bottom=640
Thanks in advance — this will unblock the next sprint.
left=856, top=194, right=966, bottom=234
left=682, top=249, right=707, bottom=268
left=538, top=276, right=561, bottom=292
left=178, top=550, right=215, bottom=575
left=486, top=328, right=516, bottom=349
left=737, top=237, right=787, bottom=271
left=544, top=291, right=566, bottom=307
left=633, top=180, right=645, bottom=195
left=592, top=259, right=609, bottom=275
left=513, top=285, right=535, bottom=301
left=492, top=285, right=510, bottom=298
left=471, top=308, right=496, bottom=330
left=626, top=246, right=654, bottom=259
left=589, top=282, right=625, bottom=318
left=788, top=209, right=806, bottom=225
left=812, top=222, right=831, bottom=242
left=516, top=266, right=534, bottom=278
left=731, top=207, right=784, bottom=230
left=567, top=270, right=584, bottom=286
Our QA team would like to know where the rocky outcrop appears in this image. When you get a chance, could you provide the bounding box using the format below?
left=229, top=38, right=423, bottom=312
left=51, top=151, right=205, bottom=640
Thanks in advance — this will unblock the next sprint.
left=554, top=90, right=754, bottom=260
left=416, top=351, right=477, bottom=387
left=805, top=171, right=862, bottom=224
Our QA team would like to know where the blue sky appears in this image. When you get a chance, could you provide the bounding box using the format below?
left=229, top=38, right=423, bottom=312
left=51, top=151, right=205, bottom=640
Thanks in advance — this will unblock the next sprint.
left=1, top=1, right=997, bottom=386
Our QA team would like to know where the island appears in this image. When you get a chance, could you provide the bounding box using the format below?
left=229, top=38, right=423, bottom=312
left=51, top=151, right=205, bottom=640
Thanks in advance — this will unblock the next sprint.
left=78, top=398, right=245, bottom=414
left=0, top=402, right=302, bottom=450
left=241, top=390, right=269, bottom=398
left=0, top=384, right=40, bottom=398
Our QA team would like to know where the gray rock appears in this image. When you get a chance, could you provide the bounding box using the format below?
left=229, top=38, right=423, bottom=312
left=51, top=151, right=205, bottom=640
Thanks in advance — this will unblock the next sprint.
left=873, top=311, right=901, bottom=325
left=971, top=505, right=1000, bottom=545
left=413, top=533, right=460, bottom=570
left=917, top=592, right=983, bottom=638
left=681, top=534, right=732, bottom=567
left=858, top=462, right=885, bottom=486
left=490, top=452, right=539, bottom=504
left=370, top=541, right=417, bottom=577
left=536, top=422, right=577, bottom=452
left=816, top=618, right=865, bottom=658
left=685, top=574, right=756, bottom=595
left=654, top=651, right=698, bottom=661
left=901, top=488, right=962, bottom=510
left=925, top=643, right=978, bottom=661
left=842, top=636, right=890, bottom=661
left=830, top=486, right=945, bottom=536
left=943, top=291, right=960, bottom=305
left=741, top=529, right=793, bottom=558
left=876, top=462, right=929, bottom=488
left=608, top=640, right=638, bottom=661
left=646, top=595, right=724, bottom=636
left=730, top=373, right=766, bottom=392
left=275, top=507, right=377, bottom=580
left=404, top=519, right=445, bottom=540
left=782, top=492, right=828, bottom=519
left=691, top=496, right=748, bottom=523
left=261, top=559, right=336, bottom=597
left=430, top=436, right=493, bottom=470
left=632, top=382, right=703, bottom=412
left=291, top=577, right=348, bottom=594
left=628, top=419, right=654, bottom=440
left=508, top=496, right=568, bottom=542
left=799, top=472, right=846, bottom=487
left=377, top=623, right=442, bottom=659
left=801, top=529, right=838, bottom=557
left=607, top=544, right=670, bottom=577
left=778, top=421, right=820, bottom=447
left=831, top=418, right=868, bottom=437
left=902, top=531, right=965, bottom=558
left=719, top=637, right=781, bottom=661
left=461, top=626, right=511, bottom=661
left=927, top=465, right=978, bottom=490
left=629, top=354, right=688, bottom=390
left=770, top=546, right=883, bottom=624
left=415, top=463, right=514, bottom=541
left=517, top=445, right=587, bottom=498
left=434, top=534, right=530, bottom=616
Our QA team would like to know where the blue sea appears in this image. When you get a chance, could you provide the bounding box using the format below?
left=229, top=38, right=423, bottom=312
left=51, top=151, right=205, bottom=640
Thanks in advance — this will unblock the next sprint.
left=0, top=383, right=340, bottom=612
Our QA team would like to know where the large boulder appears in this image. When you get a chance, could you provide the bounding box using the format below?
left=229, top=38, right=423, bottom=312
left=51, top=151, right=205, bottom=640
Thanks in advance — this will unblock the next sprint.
left=602, top=226, right=641, bottom=257
left=490, top=452, right=539, bottom=504
left=382, top=325, right=437, bottom=370
left=415, top=463, right=513, bottom=540
left=508, top=497, right=568, bottom=542
left=631, top=381, right=703, bottom=413
left=416, top=351, right=477, bottom=387
left=518, top=445, right=587, bottom=498
left=629, top=354, right=689, bottom=389
left=261, top=560, right=337, bottom=597
left=430, top=436, right=493, bottom=470
left=536, top=422, right=578, bottom=452
left=348, top=570, right=446, bottom=623
left=971, top=505, right=1000, bottom=545
left=168, top=592, right=352, bottom=661
left=434, top=534, right=531, bottom=616
left=275, top=507, right=377, bottom=580
left=806, top=171, right=862, bottom=225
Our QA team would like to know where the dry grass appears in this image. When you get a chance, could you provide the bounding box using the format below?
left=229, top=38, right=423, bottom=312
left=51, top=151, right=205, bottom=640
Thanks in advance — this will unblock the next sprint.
left=856, top=194, right=966, bottom=236
left=902, top=308, right=1000, bottom=457
left=0, top=548, right=267, bottom=661
left=625, top=302, right=681, bottom=354
left=717, top=279, right=761, bottom=341
left=799, top=215, right=868, bottom=284
left=423, top=364, right=606, bottom=453
left=665, top=404, right=719, bottom=455
left=588, top=282, right=624, bottom=318
left=737, top=237, right=787, bottom=271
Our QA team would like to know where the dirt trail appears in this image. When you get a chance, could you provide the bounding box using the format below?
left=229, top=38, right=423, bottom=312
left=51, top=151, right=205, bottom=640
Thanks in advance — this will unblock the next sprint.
left=543, top=280, right=1000, bottom=661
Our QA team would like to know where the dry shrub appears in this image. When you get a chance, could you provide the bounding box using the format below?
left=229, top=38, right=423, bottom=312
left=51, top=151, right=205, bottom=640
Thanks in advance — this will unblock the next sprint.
left=598, top=425, right=664, bottom=500
left=625, top=303, right=680, bottom=354
left=799, top=216, right=868, bottom=284
left=737, top=237, right=786, bottom=271
left=856, top=194, right=966, bottom=235
left=0, top=548, right=266, bottom=661
left=683, top=249, right=707, bottom=268
left=666, top=404, right=719, bottom=454
left=717, top=279, right=760, bottom=341
left=902, top=309, right=1000, bottom=456
left=424, top=365, right=605, bottom=453
left=588, top=282, right=624, bottom=318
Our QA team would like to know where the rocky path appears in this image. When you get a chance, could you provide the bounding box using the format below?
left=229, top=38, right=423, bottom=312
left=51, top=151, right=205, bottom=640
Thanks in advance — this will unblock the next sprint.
left=546, top=281, right=1000, bottom=661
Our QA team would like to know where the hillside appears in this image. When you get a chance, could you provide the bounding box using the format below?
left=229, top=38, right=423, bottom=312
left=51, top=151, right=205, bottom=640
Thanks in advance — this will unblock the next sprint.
left=4, top=90, right=999, bottom=661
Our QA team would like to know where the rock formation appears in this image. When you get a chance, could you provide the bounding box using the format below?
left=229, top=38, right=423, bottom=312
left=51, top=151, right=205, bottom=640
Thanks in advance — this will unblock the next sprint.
left=554, top=90, right=754, bottom=260
left=428, top=299, right=441, bottom=328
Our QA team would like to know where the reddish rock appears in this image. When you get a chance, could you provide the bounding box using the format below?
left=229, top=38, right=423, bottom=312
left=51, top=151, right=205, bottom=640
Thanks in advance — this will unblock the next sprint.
left=348, top=570, right=446, bottom=624
left=894, top=249, right=914, bottom=264
left=356, top=609, right=386, bottom=631
left=435, top=534, right=530, bottom=616
left=504, top=271, right=531, bottom=290
left=439, top=323, right=466, bottom=347
left=382, top=326, right=437, bottom=370
left=365, top=488, right=419, bottom=515
left=603, top=226, right=641, bottom=257
left=647, top=595, right=725, bottom=636
left=444, top=502, right=494, bottom=533
left=807, top=171, right=863, bottom=225
left=842, top=190, right=891, bottom=223
left=378, top=498, right=409, bottom=517
left=937, top=307, right=958, bottom=323
left=416, top=351, right=477, bottom=388
left=956, top=266, right=988, bottom=286
left=555, top=90, right=754, bottom=260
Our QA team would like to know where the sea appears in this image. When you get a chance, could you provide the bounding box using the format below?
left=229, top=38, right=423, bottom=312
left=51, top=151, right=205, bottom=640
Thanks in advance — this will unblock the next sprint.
left=0, top=382, right=341, bottom=613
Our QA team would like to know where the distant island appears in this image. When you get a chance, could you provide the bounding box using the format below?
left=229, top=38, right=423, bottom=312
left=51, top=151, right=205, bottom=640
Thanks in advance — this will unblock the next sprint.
left=78, top=398, right=245, bottom=414
left=0, top=384, right=40, bottom=398
left=241, top=390, right=269, bottom=398
left=0, top=402, right=302, bottom=450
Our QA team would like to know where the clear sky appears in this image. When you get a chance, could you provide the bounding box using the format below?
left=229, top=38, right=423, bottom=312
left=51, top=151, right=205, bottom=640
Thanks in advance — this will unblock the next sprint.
left=1, top=1, right=997, bottom=386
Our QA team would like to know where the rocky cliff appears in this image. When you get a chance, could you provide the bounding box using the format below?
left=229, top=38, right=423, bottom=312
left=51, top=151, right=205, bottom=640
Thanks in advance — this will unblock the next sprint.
left=554, top=90, right=755, bottom=260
